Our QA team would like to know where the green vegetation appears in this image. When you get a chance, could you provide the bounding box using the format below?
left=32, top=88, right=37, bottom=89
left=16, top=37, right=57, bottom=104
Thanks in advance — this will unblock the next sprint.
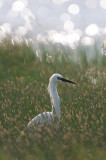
left=0, top=39, right=105, bottom=160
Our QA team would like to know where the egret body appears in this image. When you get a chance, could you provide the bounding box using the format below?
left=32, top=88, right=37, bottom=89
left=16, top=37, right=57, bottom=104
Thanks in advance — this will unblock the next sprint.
left=28, top=73, right=76, bottom=130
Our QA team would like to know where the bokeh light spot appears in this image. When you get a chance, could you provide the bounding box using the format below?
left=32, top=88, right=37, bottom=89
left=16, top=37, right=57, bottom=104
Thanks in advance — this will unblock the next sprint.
left=66, top=32, right=80, bottom=44
left=52, top=33, right=65, bottom=43
left=48, top=29, right=81, bottom=46
left=64, top=20, right=74, bottom=32
left=75, top=29, right=82, bottom=37
left=100, top=0, right=106, bottom=9
left=12, top=0, right=26, bottom=12
left=68, top=4, right=80, bottom=15
left=85, top=24, right=99, bottom=36
left=60, top=13, right=70, bottom=22
left=85, top=0, right=98, bottom=9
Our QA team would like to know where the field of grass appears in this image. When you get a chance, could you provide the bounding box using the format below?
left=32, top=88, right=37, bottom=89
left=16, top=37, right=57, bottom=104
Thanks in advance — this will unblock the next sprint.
left=0, top=39, right=105, bottom=160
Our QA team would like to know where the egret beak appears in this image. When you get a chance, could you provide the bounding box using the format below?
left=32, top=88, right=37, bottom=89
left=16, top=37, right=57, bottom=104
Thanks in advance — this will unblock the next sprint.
left=58, top=77, right=76, bottom=84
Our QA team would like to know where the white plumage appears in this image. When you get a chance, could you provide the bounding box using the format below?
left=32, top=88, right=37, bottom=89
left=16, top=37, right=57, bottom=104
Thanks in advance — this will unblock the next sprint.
left=27, top=73, right=76, bottom=131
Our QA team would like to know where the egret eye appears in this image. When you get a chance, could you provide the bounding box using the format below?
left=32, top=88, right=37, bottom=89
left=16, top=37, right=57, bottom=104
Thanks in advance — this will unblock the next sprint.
left=57, top=77, right=61, bottom=80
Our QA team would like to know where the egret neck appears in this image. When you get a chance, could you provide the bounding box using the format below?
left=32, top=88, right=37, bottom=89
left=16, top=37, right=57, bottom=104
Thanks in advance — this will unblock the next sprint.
left=48, top=80, right=60, bottom=120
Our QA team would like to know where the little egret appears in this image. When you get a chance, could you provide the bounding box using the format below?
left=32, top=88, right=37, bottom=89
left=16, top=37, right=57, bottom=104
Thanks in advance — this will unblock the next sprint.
left=28, top=73, right=76, bottom=130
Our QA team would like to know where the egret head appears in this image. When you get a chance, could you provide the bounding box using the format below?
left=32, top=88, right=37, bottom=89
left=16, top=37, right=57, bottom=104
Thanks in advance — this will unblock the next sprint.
left=50, top=73, right=76, bottom=84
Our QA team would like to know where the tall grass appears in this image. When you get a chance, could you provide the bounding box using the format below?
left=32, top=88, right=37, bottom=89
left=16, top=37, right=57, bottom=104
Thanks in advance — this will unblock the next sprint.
left=0, top=39, right=105, bottom=160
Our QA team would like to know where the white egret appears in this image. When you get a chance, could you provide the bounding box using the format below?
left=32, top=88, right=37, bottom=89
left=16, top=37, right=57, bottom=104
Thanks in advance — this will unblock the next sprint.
left=28, top=73, right=76, bottom=131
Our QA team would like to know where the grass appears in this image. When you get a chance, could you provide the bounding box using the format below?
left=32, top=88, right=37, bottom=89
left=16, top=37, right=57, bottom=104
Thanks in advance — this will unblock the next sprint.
left=0, top=39, right=106, bottom=160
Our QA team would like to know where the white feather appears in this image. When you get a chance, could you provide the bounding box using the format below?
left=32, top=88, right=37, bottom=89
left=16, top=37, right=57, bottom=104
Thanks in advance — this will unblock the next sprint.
left=27, top=73, right=75, bottom=131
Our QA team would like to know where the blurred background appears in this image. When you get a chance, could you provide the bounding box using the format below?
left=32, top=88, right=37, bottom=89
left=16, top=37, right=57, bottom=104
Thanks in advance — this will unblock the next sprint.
left=0, top=1, right=105, bottom=160
left=0, top=0, right=106, bottom=53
